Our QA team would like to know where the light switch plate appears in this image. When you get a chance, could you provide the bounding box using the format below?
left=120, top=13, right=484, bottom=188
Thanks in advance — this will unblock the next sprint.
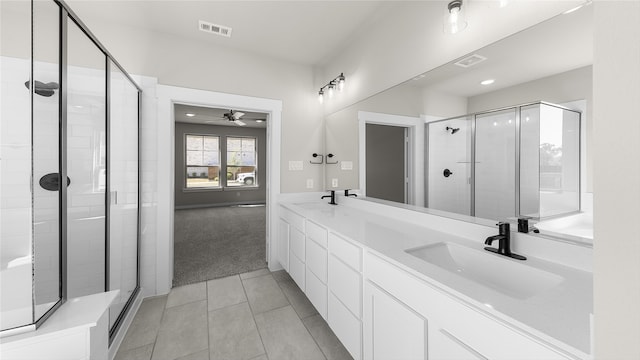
left=341, top=161, right=353, bottom=170
left=332, top=178, right=338, bottom=187
left=288, top=160, right=303, bottom=171
left=306, top=179, right=313, bottom=189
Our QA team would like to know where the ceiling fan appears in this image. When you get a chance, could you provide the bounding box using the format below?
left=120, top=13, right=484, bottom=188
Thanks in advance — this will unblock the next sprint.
left=223, top=109, right=247, bottom=126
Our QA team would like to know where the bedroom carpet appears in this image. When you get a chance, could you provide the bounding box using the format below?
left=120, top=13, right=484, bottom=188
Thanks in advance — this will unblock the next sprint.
left=173, top=205, right=267, bottom=287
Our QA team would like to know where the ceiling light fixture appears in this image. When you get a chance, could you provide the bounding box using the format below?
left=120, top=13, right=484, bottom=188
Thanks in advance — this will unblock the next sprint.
left=444, top=0, right=467, bottom=35
left=480, top=79, right=495, bottom=85
left=318, top=73, right=346, bottom=104
left=186, top=113, right=196, bottom=117
left=256, top=119, right=264, bottom=123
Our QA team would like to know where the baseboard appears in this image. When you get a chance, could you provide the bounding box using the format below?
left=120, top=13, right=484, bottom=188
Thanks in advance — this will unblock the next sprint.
left=175, top=200, right=266, bottom=210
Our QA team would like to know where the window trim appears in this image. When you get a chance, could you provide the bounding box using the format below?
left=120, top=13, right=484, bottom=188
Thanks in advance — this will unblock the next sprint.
left=184, top=133, right=222, bottom=190
left=182, top=133, right=260, bottom=191
left=225, top=135, right=259, bottom=189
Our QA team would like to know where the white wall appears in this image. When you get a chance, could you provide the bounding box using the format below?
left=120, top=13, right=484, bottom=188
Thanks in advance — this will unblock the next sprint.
left=59, top=14, right=324, bottom=194
left=593, top=1, right=640, bottom=358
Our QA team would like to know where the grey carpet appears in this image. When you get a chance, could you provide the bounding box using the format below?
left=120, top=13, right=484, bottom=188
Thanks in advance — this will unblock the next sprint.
left=173, top=206, right=267, bottom=287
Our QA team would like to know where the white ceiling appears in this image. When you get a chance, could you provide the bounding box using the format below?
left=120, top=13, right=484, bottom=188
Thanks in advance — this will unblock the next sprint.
left=406, top=2, right=593, bottom=98
left=65, top=0, right=390, bottom=66
left=175, top=104, right=268, bottom=128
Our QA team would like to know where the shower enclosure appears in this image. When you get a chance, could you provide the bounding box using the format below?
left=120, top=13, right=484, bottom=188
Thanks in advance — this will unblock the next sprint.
left=1, top=0, right=140, bottom=340
left=426, top=102, right=581, bottom=222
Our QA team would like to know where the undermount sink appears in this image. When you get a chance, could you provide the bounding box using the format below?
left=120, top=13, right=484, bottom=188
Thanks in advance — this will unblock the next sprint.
left=405, top=242, right=563, bottom=299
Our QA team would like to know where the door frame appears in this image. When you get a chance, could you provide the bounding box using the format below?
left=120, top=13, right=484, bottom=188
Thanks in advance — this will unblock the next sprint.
left=157, top=85, right=282, bottom=295
left=358, top=111, right=424, bottom=206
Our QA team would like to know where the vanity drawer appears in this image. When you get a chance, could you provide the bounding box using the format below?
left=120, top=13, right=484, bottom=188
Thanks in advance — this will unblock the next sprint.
left=305, top=220, right=328, bottom=248
left=306, top=237, right=328, bottom=283
left=290, top=227, right=305, bottom=262
left=281, top=206, right=305, bottom=232
left=329, top=232, right=362, bottom=271
left=306, top=269, right=328, bottom=319
left=329, top=254, right=361, bottom=318
left=329, top=292, right=362, bottom=360
left=289, top=252, right=305, bottom=291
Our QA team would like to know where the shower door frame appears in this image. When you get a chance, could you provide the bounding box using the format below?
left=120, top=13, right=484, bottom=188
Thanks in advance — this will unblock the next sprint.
left=54, top=0, right=143, bottom=343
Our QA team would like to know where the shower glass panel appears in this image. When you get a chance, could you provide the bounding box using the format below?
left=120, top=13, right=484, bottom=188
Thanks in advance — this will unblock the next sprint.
left=474, top=108, right=517, bottom=221
left=108, top=62, right=139, bottom=330
left=520, top=105, right=541, bottom=218
left=427, top=116, right=472, bottom=215
left=32, top=0, right=62, bottom=321
left=0, top=0, right=35, bottom=331
left=520, top=104, right=580, bottom=218
left=66, top=18, right=107, bottom=298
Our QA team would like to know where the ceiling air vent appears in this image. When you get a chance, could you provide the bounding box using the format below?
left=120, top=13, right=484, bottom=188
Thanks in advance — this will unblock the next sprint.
left=199, top=20, right=232, bottom=38
left=454, top=54, right=487, bottom=68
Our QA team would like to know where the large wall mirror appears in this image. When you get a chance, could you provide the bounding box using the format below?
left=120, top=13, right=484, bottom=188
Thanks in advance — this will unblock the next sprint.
left=324, top=4, right=593, bottom=244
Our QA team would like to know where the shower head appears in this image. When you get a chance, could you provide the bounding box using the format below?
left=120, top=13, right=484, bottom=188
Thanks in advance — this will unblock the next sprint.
left=446, top=126, right=460, bottom=134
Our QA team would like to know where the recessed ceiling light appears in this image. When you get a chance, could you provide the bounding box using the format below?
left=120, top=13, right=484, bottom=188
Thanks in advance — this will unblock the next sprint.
left=256, top=120, right=264, bottom=123
left=185, top=113, right=196, bottom=117
left=480, top=79, right=495, bottom=85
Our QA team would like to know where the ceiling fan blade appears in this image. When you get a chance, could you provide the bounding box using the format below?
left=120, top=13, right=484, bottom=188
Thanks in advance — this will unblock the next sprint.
left=234, top=120, right=246, bottom=126
left=234, top=111, right=245, bottom=120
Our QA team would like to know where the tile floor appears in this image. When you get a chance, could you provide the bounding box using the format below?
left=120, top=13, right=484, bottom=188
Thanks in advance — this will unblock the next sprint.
left=115, top=269, right=353, bottom=360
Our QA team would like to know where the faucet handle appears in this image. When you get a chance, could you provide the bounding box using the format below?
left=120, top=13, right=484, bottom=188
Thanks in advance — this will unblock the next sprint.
left=496, top=222, right=510, bottom=235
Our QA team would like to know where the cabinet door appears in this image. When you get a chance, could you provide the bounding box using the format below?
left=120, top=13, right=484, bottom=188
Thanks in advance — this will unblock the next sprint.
left=430, top=328, right=487, bottom=360
left=278, top=218, right=289, bottom=271
left=363, top=282, right=427, bottom=360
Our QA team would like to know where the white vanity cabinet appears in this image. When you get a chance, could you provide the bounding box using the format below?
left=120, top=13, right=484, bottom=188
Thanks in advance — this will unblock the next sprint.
left=327, top=233, right=363, bottom=360
left=364, top=252, right=575, bottom=360
left=279, top=203, right=585, bottom=360
left=279, top=206, right=306, bottom=290
left=305, top=220, right=328, bottom=319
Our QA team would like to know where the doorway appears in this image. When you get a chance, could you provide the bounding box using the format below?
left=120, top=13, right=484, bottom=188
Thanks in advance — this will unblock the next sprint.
left=172, top=105, right=268, bottom=286
left=366, top=124, right=408, bottom=203
left=156, top=85, right=282, bottom=295
left=358, top=111, right=424, bottom=206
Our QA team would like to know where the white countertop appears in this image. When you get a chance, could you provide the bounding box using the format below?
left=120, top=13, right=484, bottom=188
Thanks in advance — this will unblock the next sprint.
left=281, top=200, right=592, bottom=357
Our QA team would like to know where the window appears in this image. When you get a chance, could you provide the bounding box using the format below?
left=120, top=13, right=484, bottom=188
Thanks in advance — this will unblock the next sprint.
left=185, top=134, right=220, bottom=188
left=226, top=137, right=257, bottom=187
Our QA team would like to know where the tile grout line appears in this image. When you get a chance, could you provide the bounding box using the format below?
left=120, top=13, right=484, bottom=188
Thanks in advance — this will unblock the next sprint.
left=148, top=297, right=169, bottom=360
left=206, top=280, right=212, bottom=360
left=240, top=275, right=270, bottom=360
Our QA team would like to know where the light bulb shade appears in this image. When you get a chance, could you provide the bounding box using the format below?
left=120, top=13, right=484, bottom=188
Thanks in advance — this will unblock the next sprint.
left=337, top=73, right=345, bottom=91
left=328, top=84, right=335, bottom=98
left=444, top=0, right=467, bottom=34
left=318, top=90, right=324, bottom=104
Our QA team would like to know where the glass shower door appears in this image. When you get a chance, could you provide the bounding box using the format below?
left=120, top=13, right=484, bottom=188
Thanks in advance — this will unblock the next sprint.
left=474, top=108, right=517, bottom=221
left=108, top=62, right=139, bottom=330
left=32, top=0, right=63, bottom=321
left=1, top=0, right=35, bottom=331
left=427, top=117, right=472, bottom=215
left=66, top=18, right=107, bottom=298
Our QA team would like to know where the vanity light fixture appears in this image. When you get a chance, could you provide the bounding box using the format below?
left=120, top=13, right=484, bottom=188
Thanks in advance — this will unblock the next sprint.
left=318, top=73, right=346, bottom=104
left=480, top=79, right=495, bottom=85
left=444, top=0, right=467, bottom=35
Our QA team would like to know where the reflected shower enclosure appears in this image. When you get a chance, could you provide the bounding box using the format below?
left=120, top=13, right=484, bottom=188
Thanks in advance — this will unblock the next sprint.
left=426, top=102, right=581, bottom=222
left=1, top=0, right=141, bottom=340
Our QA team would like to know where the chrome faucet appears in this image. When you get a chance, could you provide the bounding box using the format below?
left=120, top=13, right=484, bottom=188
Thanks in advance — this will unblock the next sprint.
left=484, top=222, right=527, bottom=260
